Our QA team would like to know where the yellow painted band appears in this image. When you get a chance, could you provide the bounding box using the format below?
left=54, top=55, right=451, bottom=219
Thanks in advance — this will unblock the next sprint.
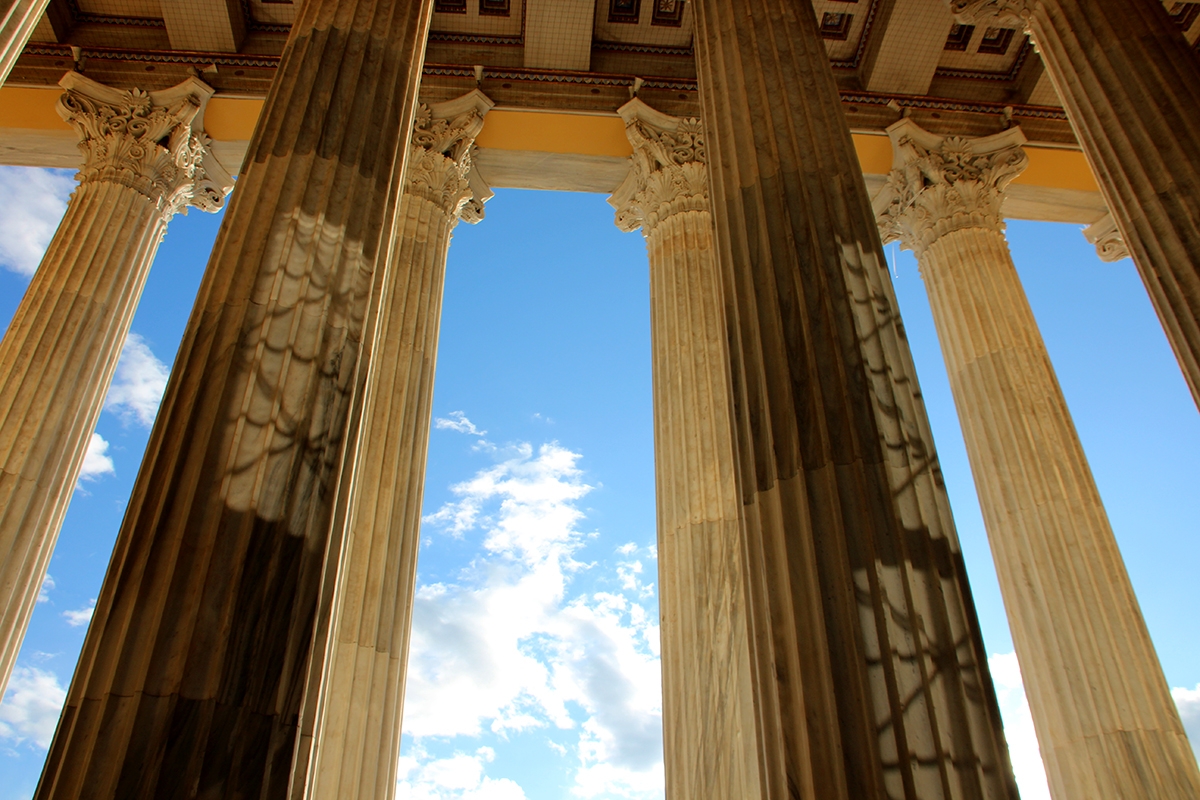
left=0, top=86, right=1099, bottom=192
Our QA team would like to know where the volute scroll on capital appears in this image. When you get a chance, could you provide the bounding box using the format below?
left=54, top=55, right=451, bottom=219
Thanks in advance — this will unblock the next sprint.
left=874, top=118, right=1028, bottom=259
left=609, top=97, right=709, bottom=236
left=56, top=71, right=235, bottom=220
left=405, top=89, right=494, bottom=224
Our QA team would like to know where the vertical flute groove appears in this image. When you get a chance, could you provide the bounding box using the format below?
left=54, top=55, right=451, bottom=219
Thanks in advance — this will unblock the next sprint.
left=876, top=113, right=1200, bottom=798
left=0, top=72, right=232, bottom=705
left=693, top=1, right=1016, bottom=796
left=32, top=4, right=430, bottom=797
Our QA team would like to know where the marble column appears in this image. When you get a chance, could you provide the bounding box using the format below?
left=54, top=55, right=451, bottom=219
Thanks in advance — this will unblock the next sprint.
left=952, top=0, right=1200, bottom=408
left=692, top=1, right=1017, bottom=797
left=609, top=98, right=760, bottom=799
left=0, top=0, right=50, bottom=87
left=876, top=118, right=1200, bottom=800
left=33, top=0, right=433, bottom=797
left=294, top=90, right=492, bottom=800
left=0, top=71, right=231, bottom=699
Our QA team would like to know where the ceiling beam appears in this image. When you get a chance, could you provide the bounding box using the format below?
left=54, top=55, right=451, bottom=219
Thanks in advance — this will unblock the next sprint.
left=859, top=0, right=955, bottom=96
left=161, top=0, right=246, bottom=53
left=524, top=0, right=595, bottom=72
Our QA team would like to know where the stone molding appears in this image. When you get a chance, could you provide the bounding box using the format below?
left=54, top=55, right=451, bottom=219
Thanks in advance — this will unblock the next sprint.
left=406, top=88, right=494, bottom=223
left=609, top=97, right=708, bottom=236
left=875, top=118, right=1028, bottom=258
left=1083, top=212, right=1130, bottom=262
left=56, top=71, right=234, bottom=219
left=948, top=0, right=1035, bottom=25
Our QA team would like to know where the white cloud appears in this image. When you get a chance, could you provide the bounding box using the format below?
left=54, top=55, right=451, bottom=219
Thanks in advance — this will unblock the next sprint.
left=0, top=666, right=66, bottom=749
left=989, top=652, right=1050, bottom=800
left=62, top=599, right=95, bottom=628
left=78, top=432, right=115, bottom=483
left=37, top=574, right=55, bottom=604
left=397, top=749, right=529, bottom=800
left=436, top=411, right=487, bottom=436
left=104, top=332, right=170, bottom=427
left=0, top=167, right=75, bottom=277
left=408, top=443, right=663, bottom=798
left=1172, top=684, right=1200, bottom=762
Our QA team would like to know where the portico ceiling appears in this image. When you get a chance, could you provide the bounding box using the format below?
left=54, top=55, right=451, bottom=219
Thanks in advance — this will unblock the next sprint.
left=2, top=0, right=1198, bottom=210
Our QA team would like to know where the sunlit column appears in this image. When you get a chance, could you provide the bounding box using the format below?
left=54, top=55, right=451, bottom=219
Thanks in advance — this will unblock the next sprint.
left=295, top=90, right=493, bottom=800
left=0, top=0, right=50, bottom=87
left=691, top=1, right=1017, bottom=797
left=876, top=117, right=1200, bottom=800
left=33, top=0, right=434, bottom=796
left=609, top=98, right=759, bottom=800
left=0, top=71, right=231, bottom=701
left=952, top=0, right=1200, bottom=408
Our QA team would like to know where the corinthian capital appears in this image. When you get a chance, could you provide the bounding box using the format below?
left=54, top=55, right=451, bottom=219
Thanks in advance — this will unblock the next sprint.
left=874, top=119, right=1028, bottom=258
left=947, top=0, right=1034, bottom=25
left=406, top=89, right=494, bottom=223
left=609, top=98, right=708, bottom=236
left=57, top=72, right=234, bottom=219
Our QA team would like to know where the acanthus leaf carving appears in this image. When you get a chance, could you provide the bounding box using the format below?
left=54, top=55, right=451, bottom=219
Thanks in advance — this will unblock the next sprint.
left=56, top=72, right=233, bottom=221
left=875, top=119, right=1028, bottom=259
left=947, top=0, right=1035, bottom=26
left=405, top=90, right=493, bottom=224
left=610, top=98, right=709, bottom=236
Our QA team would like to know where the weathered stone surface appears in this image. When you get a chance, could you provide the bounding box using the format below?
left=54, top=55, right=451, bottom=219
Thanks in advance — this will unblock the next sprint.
left=32, top=1, right=433, bottom=797
left=691, top=1, right=1017, bottom=797
left=294, top=89, right=491, bottom=800
left=611, top=98, right=760, bottom=800
left=0, top=71, right=230, bottom=702
left=953, top=0, right=1200, bottom=408
left=878, top=115, right=1200, bottom=800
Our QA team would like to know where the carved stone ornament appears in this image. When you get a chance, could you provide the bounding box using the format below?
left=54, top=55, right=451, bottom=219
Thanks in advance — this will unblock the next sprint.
left=1083, top=212, right=1130, bottom=262
left=609, top=97, right=709, bottom=236
left=56, top=71, right=235, bottom=220
left=405, top=89, right=494, bottom=223
left=874, top=118, right=1028, bottom=258
left=948, top=0, right=1035, bottom=26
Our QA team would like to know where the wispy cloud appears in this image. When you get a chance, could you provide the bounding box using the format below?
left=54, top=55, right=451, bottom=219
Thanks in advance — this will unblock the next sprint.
left=397, top=746, right=529, bottom=800
left=406, top=442, right=663, bottom=799
left=989, top=652, right=1050, bottom=800
left=37, top=574, right=55, bottom=604
left=62, top=599, right=95, bottom=628
left=1172, top=684, right=1200, bottom=762
left=0, top=666, right=66, bottom=749
left=78, top=432, right=114, bottom=484
left=104, top=332, right=170, bottom=427
left=0, top=167, right=75, bottom=277
left=436, top=411, right=487, bottom=437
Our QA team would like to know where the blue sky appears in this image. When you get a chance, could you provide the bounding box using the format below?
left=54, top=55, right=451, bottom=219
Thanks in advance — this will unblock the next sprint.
left=0, top=168, right=1195, bottom=800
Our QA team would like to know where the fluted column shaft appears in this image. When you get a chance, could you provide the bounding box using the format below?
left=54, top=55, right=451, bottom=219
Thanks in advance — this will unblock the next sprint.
left=691, top=2, right=1017, bottom=798
left=612, top=99, right=760, bottom=799
left=33, top=0, right=432, bottom=796
left=921, top=225, right=1200, bottom=798
left=295, top=92, right=491, bottom=800
left=0, top=73, right=230, bottom=701
left=647, top=208, right=760, bottom=800
left=953, top=0, right=1200, bottom=408
left=0, top=0, right=50, bottom=87
left=877, top=117, right=1200, bottom=799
